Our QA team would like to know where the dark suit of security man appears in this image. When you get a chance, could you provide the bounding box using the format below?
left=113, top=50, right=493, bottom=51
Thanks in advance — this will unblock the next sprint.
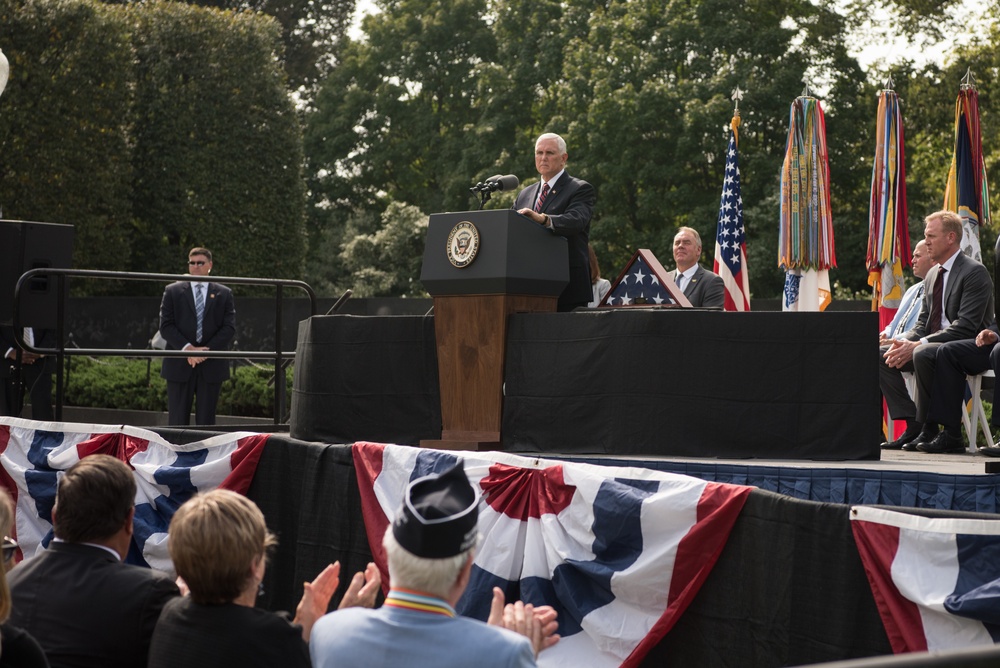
left=514, top=133, right=596, bottom=311
left=158, top=247, right=236, bottom=426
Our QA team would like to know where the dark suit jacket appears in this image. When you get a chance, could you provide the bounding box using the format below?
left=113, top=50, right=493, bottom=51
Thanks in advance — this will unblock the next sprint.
left=158, top=281, right=236, bottom=383
left=148, top=597, right=310, bottom=668
left=666, top=265, right=725, bottom=308
left=903, top=251, right=995, bottom=342
left=7, top=542, right=180, bottom=668
left=513, top=172, right=596, bottom=309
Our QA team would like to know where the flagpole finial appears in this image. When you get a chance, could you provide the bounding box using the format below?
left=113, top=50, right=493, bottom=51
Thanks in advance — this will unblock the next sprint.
left=801, top=82, right=814, bottom=98
left=731, top=86, right=744, bottom=113
left=882, top=74, right=894, bottom=92
left=961, top=67, right=976, bottom=89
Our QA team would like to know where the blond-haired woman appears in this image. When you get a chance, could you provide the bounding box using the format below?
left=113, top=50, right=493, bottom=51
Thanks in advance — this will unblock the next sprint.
left=148, top=489, right=378, bottom=668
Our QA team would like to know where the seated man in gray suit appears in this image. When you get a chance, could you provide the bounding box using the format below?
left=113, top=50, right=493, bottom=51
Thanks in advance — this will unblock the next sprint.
left=8, top=455, right=180, bottom=668
left=667, top=227, right=725, bottom=308
left=310, top=463, right=558, bottom=668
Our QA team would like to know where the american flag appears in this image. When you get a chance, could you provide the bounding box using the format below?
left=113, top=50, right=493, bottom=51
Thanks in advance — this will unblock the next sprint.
left=713, top=125, right=751, bottom=311
left=0, top=417, right=267, bottom=572
left=353, top=442, right=750, bottom=667
left=604, top=249, right=682, bottom=306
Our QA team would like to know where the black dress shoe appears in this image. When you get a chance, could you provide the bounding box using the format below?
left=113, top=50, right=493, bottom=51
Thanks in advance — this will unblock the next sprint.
left=981, top=446, right=1000, bottom=458
left=903, top=428, right=940, bottom=451
left=881, top=430, right=920, bottom=450
left=916, top=431, right=966, bottom=454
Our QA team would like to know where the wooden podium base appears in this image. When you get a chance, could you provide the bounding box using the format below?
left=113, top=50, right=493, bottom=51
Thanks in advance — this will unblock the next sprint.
left=427, top=294, right=556, bottom=451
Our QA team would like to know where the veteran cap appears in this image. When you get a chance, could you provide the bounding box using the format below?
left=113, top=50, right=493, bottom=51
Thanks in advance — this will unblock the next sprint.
left=392, top=461, right=480, bottom=559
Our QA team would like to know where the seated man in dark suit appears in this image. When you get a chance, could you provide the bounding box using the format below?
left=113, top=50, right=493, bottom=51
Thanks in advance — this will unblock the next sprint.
left=879, top=210, right=995, bottom=452
left=920, top=325, right=1000, bottom=455
left=666, top=227, right=725, bottom=308
left=514, top=133, right=596, bottom=312
left=8, top=455, right=180, bottom=668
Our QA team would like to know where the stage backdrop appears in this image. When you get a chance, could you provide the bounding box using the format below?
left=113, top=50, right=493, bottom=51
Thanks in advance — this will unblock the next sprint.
left=502, top=310, right=878, bottom=458
left=291, top=310, right=879, bottom=460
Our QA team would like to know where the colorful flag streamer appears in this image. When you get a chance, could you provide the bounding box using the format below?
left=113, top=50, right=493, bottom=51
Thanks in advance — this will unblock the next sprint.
left=779, top=95, right=836, bottom=311
left=713, top=110, right=751, bottom=311
left=866, top=87, right=910, bottom=331
left=944, top=80, right=991, bottom=263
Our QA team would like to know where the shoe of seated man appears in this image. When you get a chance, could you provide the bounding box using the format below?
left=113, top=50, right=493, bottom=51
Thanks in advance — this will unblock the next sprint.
left=880, top=427, right=922, bottom=450
left=903, top=427, right=939, bottom=452
left=981, top=435, right=1000, bottom=457
left=916, top=431, right=966, bottom=454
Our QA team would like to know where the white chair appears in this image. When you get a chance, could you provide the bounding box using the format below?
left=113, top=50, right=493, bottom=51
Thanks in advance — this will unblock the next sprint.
left=962, top=370, right=995, bottom=453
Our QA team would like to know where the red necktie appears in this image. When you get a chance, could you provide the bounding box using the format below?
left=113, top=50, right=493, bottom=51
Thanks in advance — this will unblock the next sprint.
left=534, top=183, right=549, bottom=213
left=928, top=267, right=946, bottom=334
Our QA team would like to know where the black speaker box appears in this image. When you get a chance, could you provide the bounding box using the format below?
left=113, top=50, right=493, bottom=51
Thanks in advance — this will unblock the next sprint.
left=0, top=220, right=74, bottom=328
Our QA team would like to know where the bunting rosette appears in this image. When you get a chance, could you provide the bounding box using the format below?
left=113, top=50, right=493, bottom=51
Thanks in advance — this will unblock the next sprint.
left=779, top=95, right=836, bottom=311
left=944, top=84, right=990, bottom=262
left=866, top=89, right=910, bottom=329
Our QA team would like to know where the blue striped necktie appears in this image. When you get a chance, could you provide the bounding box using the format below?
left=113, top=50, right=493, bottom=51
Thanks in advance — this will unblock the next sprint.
left=194, top=284, right=205, bottom=343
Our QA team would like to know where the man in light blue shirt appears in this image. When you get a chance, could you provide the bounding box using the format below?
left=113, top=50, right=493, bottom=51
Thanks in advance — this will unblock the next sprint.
left=310, top=463, right=558, bottom=668
left=879, top=240, right=932, bottom=344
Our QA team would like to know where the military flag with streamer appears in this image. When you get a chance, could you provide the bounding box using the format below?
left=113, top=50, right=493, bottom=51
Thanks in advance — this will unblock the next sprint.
left=866, top=85, right=910, bottom=332
left=779, top=93, right=836, bottom=312
left=944, top=72, right=990, bottom=262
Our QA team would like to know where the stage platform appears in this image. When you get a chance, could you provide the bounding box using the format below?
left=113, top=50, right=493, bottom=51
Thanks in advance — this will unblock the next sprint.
left=292, top=310, right=881, bottom=460
left=563, top=448, right=1000, bottom=514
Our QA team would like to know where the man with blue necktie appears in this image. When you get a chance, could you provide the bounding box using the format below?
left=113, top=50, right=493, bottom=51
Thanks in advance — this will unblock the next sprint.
left=878, top=240, right=932, bottom=345
left=158, top=247, right=236, bottom=425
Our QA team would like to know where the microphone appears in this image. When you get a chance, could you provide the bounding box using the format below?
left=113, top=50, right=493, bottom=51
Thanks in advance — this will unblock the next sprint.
left=486, top=174, right=519, bottom=192
left=470, top=174, right=504, bottom=193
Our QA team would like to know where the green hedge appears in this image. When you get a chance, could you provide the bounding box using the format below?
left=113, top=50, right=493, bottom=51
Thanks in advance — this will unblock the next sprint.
left=0, top=0, right=306, bottom=294
left=62, top=356, right=293, bottom=418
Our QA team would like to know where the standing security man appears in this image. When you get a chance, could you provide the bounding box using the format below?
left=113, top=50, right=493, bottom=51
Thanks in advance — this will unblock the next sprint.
left=158, top=247, right=236, bottom=425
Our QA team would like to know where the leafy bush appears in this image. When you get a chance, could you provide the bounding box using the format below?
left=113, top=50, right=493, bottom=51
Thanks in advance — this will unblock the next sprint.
left=62, top=357, right=292, bottom=418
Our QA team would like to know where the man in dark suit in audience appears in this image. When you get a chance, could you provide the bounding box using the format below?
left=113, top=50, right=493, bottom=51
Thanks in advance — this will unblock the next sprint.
left=8, top=455, right=180, bottom=668
left=879, top=210, right=995, bottom=453
left=158, top=247, right=236, bottom=425
left=514, top=133, right=596, bottom=312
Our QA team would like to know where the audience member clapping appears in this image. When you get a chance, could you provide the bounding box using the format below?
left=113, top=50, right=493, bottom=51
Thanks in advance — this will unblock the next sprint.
left=310, top=462, right=558, bottom=668
left=148, top=489, right=379, bottom=668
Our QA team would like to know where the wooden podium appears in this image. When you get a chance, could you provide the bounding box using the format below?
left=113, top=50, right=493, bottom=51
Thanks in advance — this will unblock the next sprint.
left=419, top=210, right=569, bottom=450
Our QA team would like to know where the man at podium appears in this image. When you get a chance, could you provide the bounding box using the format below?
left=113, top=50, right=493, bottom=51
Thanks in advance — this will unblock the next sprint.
left=514, top=133, right=596, bottom=311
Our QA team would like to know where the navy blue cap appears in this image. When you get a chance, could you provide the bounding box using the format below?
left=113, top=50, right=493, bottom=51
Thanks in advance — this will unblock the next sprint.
left=392, top=462, right=479, bottom=558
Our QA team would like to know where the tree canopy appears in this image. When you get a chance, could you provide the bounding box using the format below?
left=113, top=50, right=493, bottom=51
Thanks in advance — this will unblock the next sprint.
left=0, top=0, right=306, bottom=293
left=304, top=0, right=1000, bottom=299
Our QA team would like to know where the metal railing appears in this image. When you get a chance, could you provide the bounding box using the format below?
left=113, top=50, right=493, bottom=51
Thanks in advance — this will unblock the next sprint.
left=12, top=268, right=319, bottom=424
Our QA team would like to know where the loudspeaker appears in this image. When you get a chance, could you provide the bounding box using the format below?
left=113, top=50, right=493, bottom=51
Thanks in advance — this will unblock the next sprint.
left=0, top=220, right=74, bottom=328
